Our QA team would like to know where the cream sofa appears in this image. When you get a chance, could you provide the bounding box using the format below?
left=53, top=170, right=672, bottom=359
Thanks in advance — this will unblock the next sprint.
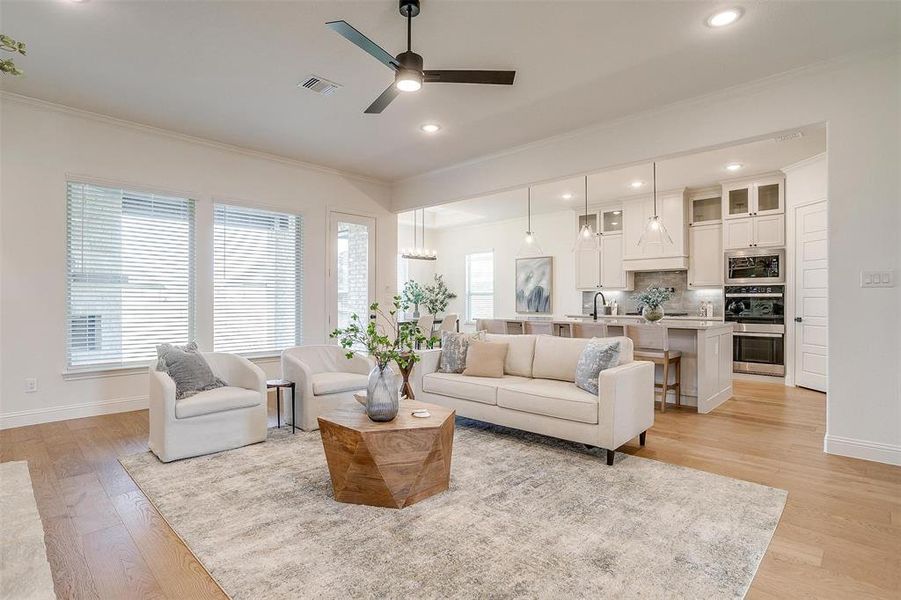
left=149, top=352, right=268, bottom=462
left=411, top=334, right=654, bottom=465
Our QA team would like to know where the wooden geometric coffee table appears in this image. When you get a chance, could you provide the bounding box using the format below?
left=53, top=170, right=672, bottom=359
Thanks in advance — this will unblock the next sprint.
left=318, top=399, right=455, bottom=509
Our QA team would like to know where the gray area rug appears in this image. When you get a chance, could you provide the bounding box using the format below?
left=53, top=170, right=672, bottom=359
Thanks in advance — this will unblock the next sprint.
left=0, top=461, right=56, bottom=600
left=120, top=419, right=787, bottom=599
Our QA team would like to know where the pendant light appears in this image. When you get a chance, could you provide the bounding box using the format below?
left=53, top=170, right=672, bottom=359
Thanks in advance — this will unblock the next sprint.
left=517, top=187, right=543, bottom=256
left=637, top=161, right=673, bottom=247
left=573, top=174, right=598, bottom=251
left=401, top=209, right=437, bottom=260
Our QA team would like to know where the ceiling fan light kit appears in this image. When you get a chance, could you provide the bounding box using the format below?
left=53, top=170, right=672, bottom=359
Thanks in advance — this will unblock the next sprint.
left=327, top=0, right=516, bottom=114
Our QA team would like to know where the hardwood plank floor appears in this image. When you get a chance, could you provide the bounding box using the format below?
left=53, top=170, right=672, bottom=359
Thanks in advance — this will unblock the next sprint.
left=1, top=381, right=898, bottom=599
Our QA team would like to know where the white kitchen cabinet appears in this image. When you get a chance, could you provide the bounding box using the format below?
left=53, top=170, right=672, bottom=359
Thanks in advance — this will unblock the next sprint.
left=722, top=175, right=784, bottom=220
left=754, top=214, right=786, bottom=247
left=724, top=214, right=785, bottom=249
left=600, top=234, right=631, bottom=288
left=575, top=244, right=600, bottom=289
left=688, top=223, right=723, bottom=287
left=622, top=190, right=689, bottom=270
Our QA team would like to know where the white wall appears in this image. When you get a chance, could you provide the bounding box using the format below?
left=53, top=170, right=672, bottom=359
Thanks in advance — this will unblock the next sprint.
left=0, top=96, right=396, bottom=428
left=392, top=50, right=901, bottom=465
left=430, top=210, right=583, bottom=324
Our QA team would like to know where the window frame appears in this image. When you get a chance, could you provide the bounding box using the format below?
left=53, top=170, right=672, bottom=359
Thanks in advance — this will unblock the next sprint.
left=464, top=250, right=495, bottom=324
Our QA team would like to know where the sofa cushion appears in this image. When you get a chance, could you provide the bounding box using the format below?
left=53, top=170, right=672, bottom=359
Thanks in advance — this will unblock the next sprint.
left=574, top=339, right=623, bottom=395
left=157, top=342, right=226, bottom=399
left=175, top=386, right=261, bottom=419
left=463, top=341, right=508, bottom=378
left=496, top=379, right=599, bottom=424
left=439, top=331, right=486, bottom=374
left=531, top=336, right=592, bottom=382
left=485, top=334, right=537, bottom=377
left=311, top=372, right=369, bottom=395
left=422, top=372, right=530, bottom=405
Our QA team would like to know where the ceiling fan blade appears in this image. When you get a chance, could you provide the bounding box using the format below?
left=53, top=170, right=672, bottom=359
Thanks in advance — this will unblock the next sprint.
left=423, top=70, right=516, bottom=85
left=326, top=20, right=398, bottom=71
left=364, top=84, right=401, bottom=114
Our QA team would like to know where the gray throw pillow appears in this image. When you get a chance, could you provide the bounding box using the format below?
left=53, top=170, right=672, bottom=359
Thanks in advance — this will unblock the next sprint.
left=438, top=330, right=486, bottom=374
left=574, top=339, right=622, bottom=395
left=156, top=342, right=227, bottom=399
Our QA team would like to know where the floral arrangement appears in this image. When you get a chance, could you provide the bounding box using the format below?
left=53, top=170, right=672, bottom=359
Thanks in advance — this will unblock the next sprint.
left=423, top=274, right=457, bottom=315
left=1, top=34, right=26, bottom=77
left=635, top=285, right=673, bottom=310
left=330, top=297, right=435, bottom=372
left=400, top=280, right=426, bottom=314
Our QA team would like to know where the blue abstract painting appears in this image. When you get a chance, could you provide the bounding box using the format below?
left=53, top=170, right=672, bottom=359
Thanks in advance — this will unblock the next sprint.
left=515, top=256, right=552, bottom=313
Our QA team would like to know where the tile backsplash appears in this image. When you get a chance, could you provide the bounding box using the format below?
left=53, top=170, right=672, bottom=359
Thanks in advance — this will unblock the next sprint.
left=581, top=271, right=724, bottom=317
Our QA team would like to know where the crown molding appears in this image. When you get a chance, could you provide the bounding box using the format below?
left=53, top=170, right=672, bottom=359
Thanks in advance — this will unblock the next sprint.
left=394, top=44, right=897, bottom=187
left=0, top=91, right=389, bottom=187
left=781, top=152, right=827, bottom=173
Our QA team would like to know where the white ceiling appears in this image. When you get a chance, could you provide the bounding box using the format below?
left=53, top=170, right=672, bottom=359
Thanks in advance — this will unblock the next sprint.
left=405, top=124, right=826, bottom=229
left=1, top=1, right=895, bottom=181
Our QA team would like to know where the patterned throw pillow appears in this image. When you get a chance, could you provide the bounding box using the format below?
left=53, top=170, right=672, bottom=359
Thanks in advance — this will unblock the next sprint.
left=438, top=330, right=486, bottom=374
left=574, top=339, right=622, bottom=395
left=156, top=342, right=227, bottom=399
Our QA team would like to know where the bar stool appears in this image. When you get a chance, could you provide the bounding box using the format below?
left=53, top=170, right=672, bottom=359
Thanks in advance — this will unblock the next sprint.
left=625, top=325, right=682, bottom=412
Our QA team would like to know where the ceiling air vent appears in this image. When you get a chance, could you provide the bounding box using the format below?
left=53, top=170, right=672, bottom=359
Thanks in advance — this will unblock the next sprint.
left=774, top=131, right=803, bottom=143
left=298, top=75, right=342, bottom=96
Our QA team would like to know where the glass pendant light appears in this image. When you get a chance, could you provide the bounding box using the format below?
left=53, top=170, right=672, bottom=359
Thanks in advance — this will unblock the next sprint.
left=638, top=162, right=673, bottom=246
left=573, top=174, right=598, bottom=251
left=517, top=187, right=543, bottom=256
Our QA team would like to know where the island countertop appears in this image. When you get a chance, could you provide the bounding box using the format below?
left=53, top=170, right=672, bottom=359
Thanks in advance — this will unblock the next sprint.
left=486, top=316, right=732, bottom=331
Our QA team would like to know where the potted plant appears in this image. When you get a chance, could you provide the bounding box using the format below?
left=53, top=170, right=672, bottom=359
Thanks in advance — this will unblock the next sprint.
left=423, top=274, right=457, bottom=316
left=401, top=280, right=426, bottom=318
left=330, top=297, right=435, bottom=421
left=635, top=285, right=673, bottom=323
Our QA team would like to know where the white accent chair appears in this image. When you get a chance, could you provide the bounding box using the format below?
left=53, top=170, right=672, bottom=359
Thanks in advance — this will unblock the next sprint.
left=281, top=345, right=374, bottom=431
left=438, top=313, right=458, bottom=332
left=149, top=352, right=268, bottom=463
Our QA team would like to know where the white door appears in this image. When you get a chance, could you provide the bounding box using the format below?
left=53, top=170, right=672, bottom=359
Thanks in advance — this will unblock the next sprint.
left=600, top=234, right=625, bottom=288
left=575, top=246, right=600, bottom=289
left=754, top=214, right=786, bottom=247
left=723, top=218, right=754, bottom=250
left=327, top=212, right=376, bottom=332
left=794, top=200, right=828, bottom=392
left=688, top=223, right=722, bottom=287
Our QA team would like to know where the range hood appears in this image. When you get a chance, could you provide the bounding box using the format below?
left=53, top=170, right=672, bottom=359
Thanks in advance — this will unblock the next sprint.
left=623, top=257, right=689, bottom=272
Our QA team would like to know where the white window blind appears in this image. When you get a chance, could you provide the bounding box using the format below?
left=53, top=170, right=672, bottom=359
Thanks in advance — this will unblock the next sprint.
left=213, top=204, right=303, bottom=355
left=66, top=182, right=195, bottom=370
left=465, top=251, right=494, bottom=322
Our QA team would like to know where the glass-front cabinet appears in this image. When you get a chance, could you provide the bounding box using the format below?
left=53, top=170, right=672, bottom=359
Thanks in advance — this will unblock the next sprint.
left=601, top=209, right=623, bottom=233
left=722, top=175, right=784, bottom=220
left=689, top=188, right=722, bottom=224
left=577, top=213, right=598, bottom=233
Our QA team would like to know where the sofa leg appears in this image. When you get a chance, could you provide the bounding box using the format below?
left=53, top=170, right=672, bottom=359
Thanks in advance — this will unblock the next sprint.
left=606, top=449, right=615, bottom=466
left=639, top=431, right=646, bottom=446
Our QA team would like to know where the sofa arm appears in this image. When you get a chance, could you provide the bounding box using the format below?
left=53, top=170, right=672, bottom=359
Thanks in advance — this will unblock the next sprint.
left=203, top=352, right=267, bottom=397
left=282, top=351, right=316, bottom=400
left=149, top=368, right=177, bottom=416
left=410, top=349, right=441, bottom=398
left=597, top=360, right=655, bottom=450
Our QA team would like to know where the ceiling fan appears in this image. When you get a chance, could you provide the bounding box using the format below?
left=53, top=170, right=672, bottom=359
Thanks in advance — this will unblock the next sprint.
left=327, top=0, right=516, bottom=114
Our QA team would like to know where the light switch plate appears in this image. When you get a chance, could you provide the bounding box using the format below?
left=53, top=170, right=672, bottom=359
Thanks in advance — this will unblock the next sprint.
left=24, top=378, right=37, bottom=393
left=860, top=270, right=895, bottom=288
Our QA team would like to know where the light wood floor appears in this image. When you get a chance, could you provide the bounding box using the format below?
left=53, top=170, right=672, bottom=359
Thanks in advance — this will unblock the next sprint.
left=1, top=381, right=899, bottom=599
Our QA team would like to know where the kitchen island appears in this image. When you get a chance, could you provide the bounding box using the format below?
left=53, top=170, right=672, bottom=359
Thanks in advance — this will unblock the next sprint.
left=475, top=316, right=733, bottom=414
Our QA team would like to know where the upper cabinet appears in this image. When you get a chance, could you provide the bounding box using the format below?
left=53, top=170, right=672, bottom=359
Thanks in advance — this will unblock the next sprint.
left=688, top=222, right=723, bottom=288
left=688, top=188, right=722, bottom=225
left=574, top=207, right=634, bottom=290
left=622, top=189, right=689, bottom=271
left=722, top=175, right=784, bottom=220
left=601, top=209, right=623, bottom=233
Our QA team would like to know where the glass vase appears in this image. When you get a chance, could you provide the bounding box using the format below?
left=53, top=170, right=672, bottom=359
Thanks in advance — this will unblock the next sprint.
left=642, top=305, right=664, bottom=323
left=366, top=365, right=399, bottom=422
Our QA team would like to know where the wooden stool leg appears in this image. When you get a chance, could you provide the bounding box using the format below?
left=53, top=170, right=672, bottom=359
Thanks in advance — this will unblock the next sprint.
left=660, top=358, right=669, bottom=413
left=674, top=357, right=682, bottom=407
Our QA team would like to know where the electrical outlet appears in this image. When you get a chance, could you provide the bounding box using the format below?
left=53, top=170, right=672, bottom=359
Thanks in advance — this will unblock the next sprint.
left=860, top=270, right=895, bottom=288
left=24, top=378, right=38, bottom=393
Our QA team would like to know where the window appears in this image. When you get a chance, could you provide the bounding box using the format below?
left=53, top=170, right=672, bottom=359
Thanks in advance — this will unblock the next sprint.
left=66, top=182, right=195, bottom=369
left=465, top=251, right=494, bottom=322
left=214, top=204, right=303, bottom=355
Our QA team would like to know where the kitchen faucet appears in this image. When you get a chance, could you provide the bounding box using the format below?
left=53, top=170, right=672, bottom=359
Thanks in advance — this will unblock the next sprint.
left=591, top=291, right=607, bottom=321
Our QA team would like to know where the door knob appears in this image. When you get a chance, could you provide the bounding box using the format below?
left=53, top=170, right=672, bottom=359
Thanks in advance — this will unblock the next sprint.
left=794, top=317, right=803, bottom=322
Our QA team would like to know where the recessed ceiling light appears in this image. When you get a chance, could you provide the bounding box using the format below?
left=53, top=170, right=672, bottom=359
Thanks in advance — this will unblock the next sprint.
left=725, top=163, right=743, bottom=171
left=630, top=181, right=644, bottom=189
left=420, top=123, right=441, bottom=134
left=707, top=8, right=743, bottom=28
left=613, top=211, right=621, bottom=215
left=562, top=193, right=573, bottom=200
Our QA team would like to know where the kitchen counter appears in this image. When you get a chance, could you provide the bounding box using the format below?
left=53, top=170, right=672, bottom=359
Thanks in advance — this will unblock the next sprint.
left=565, top=314, right=726, bottom=324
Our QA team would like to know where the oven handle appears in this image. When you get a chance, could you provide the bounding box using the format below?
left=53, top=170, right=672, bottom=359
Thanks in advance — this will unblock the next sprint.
left=725, top=293, right=783, bottom=298
left=734, top=332, right=783, bottom=338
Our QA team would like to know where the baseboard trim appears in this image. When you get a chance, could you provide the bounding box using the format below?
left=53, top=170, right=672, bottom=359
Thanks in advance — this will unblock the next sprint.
left=0, top=395, right=149, bottom=430
left=824, top=434, right=901, bottom=466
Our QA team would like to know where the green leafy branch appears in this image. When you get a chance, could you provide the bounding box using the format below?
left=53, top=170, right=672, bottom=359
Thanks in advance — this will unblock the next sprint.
left=0, top=34, right=26, bottom=77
